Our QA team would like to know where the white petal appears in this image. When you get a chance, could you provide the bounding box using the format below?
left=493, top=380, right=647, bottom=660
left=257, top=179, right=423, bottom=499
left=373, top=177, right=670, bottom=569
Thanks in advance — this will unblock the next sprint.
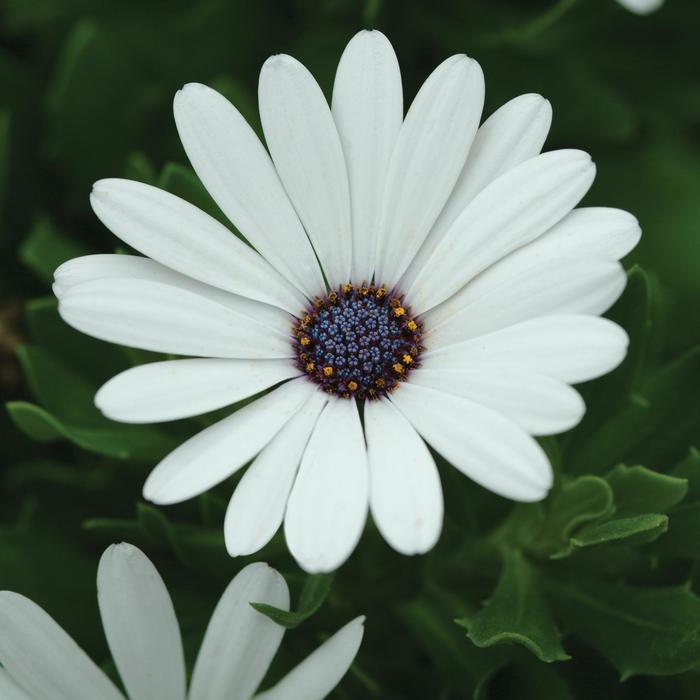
left=225, top=391, right=327, bottom=557
left=0, top=592, right=125, bottom=700
left=97, top=544, right=186, bottom=700
left=403, top=94, right=551, bottom=285
left=255, top=616, right=365, bottom=700
left=365, top=399, right=443, bottom=555
left=53, top=253, right=164, bottom=298
left=405, top=149, right=596, bottom=314
left=174, top=83, right=325, bottom=299
left=331, top=30, right=403, bottom=281
left=374, top=55, right=485, bottom=287
left=259, top=55, right=352, bottom=287
left=0, top=669, right=36, bottom=700
left=58, top=275, right=292, bottom=360
left=189, top=563, right=290, bottom=700
left=90, top=179, right=306, bottom=314
left=391, top=383, right=552, bottom=502
left=525, top=206, right=641, bottom=261
left=409, top=369, right=585, bottom=436
left=96, top=358, right=299, bottom=424
left=285, top=399, right=369, bottom=573
left=617, top=0, right=664, bottom=14
left=143, top=377, right=315, bottom=505
left=424, top=257, right=626, bottom=346
left=423, top=315, right=629, bottom=385
left=54, top=254, right=291, bottom=338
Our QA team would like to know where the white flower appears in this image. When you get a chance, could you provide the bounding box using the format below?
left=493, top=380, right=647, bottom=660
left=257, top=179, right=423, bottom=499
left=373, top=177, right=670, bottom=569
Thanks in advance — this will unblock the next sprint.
left=0, top=543, right=364, bottom=700
left=54, top=30, right=639, bottom=573
left=616, top=0, right=664, bottom=14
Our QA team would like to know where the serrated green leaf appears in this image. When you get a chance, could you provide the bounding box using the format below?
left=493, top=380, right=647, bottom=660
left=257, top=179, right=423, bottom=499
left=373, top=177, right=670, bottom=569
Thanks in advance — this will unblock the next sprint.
left=569, top=514, right=668, bottom=549
left=252, top=573, right=334, bottom=629
left=19, top=216, right=88, bottom=283
left=7, top=400, right=178, bottom=460
left=550, top=576, right=700, bottom=678
left=531, top=476, right=613, bottom=557
left=605, top=464, right=687, bottom=517
left=457, top=548, right=569, bottom=663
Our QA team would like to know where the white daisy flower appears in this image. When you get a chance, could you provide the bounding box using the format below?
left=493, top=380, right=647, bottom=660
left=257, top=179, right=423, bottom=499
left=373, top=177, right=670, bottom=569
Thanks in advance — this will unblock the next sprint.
left=616, top=0, right=664, bottom=14
left=53, top=30, right=639, bottom=573
left=0, top=543, right=364, bottom=700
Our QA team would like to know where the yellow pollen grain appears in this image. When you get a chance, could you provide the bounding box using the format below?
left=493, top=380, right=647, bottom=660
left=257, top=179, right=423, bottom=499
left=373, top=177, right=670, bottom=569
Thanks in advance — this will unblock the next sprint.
left=375, top=378, right=386, bottom=388
left=300, top=336, right=310, bottom=346
left=375, top=287, right=387, bottom=299
left=323, top=366, right=334, bottom=377
left=305, top=362, right=315, bottom=372
left=402, top=354, right=414, bottom=365
left=394, top=306, right=406, bottom=317
left=343, top=283, right=353, bottom=294
left=392, top=363, right=405, bottom=374
left=347, top=380, right=358, bottom=391
left=407, top=320, right=417, bottom=331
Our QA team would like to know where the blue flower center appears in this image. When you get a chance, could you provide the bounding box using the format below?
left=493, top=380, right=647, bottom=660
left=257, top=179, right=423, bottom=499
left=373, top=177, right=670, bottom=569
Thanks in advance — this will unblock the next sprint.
left=293, top=284, right=423, bottom=399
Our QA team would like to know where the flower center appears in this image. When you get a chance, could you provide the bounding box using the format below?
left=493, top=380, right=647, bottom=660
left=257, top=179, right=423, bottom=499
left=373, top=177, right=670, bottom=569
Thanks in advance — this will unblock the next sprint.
left=293, top=283, right=423, bottom=399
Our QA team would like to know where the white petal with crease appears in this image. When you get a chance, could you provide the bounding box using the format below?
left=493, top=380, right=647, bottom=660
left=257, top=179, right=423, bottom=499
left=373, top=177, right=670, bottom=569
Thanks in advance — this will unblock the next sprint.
left=0, top=669, right=33, bottom=700
left=365, top=399, right=443, bottom=554
left=374, top=54, right=485, bottom=286
left=424, top=257, right=626, bottom=346
left=90, top=178, right=306, bottom=313
left=143, top=377, right=313, bottom=505
left=260, top=54, right=352, bottom=287
left=225, top=391, right=327, bottom=557
left=423, top=315, right=629, bottom=384
left=96, top=358, right=299, bottom=423
left=406, top=94, right=552, bottom=285
left=255, top=616, right=365, bottom=700
left=523, top=206, right=641, bottom=261
left=391, top=383, right=552, bottom=502
left=189, top=563, right=289, bottom=700
left=97, top=544, right=186, bottom=700
left=409, top=369, right=585, bottom=435
left=174, top=83, right=324, bottom=298
left=285, top=399, right=369, bottom=573
left=58, top=276, right=291, bottom=359
left=405, top=149, right=596, bottom=314
left=0, top=592, right=125, bottom=700
left=332, top=29, right=403, bottom=281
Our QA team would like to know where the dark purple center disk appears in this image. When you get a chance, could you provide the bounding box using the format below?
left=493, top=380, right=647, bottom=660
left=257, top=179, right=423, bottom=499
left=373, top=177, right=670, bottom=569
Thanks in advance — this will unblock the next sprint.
left=292, top=284, right=424, bottom=400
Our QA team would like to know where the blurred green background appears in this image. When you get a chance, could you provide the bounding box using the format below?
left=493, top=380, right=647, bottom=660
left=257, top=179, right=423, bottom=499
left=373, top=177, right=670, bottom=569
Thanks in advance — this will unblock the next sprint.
left=1, top=0, right=700, bottom=698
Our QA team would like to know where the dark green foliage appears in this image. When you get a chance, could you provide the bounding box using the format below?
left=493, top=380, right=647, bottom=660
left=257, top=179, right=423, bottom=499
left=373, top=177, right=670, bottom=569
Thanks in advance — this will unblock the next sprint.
left=3, top=1, right=700, bottom=698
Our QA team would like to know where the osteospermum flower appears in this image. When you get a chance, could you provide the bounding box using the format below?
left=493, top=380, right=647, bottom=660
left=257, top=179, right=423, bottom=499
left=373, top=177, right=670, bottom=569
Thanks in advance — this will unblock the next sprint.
left=0, top=544, right=364, bottom=700
left=54, top=30, right=639, bottom=572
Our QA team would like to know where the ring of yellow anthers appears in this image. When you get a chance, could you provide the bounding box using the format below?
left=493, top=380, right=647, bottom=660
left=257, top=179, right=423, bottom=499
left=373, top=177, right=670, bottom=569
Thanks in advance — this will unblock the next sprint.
left=292, top=283, right=423, bottom=400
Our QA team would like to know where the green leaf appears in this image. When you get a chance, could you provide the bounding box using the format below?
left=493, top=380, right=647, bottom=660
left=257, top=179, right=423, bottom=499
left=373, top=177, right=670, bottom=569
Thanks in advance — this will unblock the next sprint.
left=457, top=549, right=569, bottom=663
left=569, top=514, right=668, bottom=550
left=7, top=400, right=178, bottom=461
left=19, top=216, right=88, bottom=283
left=531, top=476, right=613, bottom=557
left=550, top=576, right=700, bottom=679
left=605, top=464, right=688, bottom=517
left=252, top=573, right=334, bottom=629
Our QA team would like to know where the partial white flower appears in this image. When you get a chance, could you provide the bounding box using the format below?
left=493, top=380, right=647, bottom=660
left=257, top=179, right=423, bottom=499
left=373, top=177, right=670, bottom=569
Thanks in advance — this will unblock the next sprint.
left=54, top=30, right=639, bottom=572
left=616, top=0, right=664, bottom=14
left=0, top=543, right=364, bottom=700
